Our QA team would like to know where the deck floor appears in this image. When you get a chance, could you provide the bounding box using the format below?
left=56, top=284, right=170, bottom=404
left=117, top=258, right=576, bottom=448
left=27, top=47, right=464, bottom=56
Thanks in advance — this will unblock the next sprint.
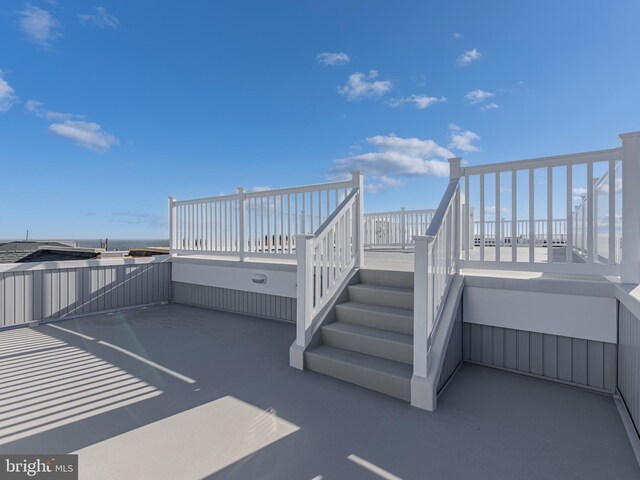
left=1, top=304, right=637, bottom=479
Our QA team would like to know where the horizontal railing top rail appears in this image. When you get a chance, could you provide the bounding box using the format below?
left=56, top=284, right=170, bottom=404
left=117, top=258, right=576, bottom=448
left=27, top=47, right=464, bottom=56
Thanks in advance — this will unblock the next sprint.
left=244, top=179, right=353, bottom=199
left=364, top=208, right=436, bottom=217
left=169, top=174, right=360, bottom=259
left=464, top=147, right=621, bottom=175
left=460, top=139, right=629, bottom=274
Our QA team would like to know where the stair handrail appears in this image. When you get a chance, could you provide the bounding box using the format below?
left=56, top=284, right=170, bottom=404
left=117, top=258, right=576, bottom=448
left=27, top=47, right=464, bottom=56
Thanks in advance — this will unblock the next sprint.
left=290, top=172, right=364, bottom=369
left=412, top=158, right=461, bottom=408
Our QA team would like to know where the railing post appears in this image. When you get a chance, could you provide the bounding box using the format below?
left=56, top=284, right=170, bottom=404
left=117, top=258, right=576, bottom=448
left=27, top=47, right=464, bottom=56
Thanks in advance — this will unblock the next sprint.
left=412, top=235, right=435, bottom=410
left=352, top=171, right=365, bottom=268
left=620, top=131, right=640, bottom=283
left=237, top=187, right=246, bottom=261
left=449, top=158, right=462, bottom=270
left=168, top=196, right=177, bottom=256
left=400, top=207, right=407, bottom=249
left=290, top=234, right=314, bottom=369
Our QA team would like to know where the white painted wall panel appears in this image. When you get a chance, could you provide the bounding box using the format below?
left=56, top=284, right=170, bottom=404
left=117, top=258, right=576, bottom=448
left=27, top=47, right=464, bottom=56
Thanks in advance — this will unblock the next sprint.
left=171, top=261, right=296, bottom=298
left=463, top=287, right=616, bottom=343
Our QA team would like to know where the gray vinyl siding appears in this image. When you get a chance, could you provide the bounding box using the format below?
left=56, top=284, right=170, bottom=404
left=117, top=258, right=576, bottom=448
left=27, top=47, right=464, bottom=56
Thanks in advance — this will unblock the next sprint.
left=0, top=261, right=171, bottom=328
left=618, top=302, right=640, bottom=436
left=463, top=323, right=616, bottom=393
left=438, top=303, right=463, bottom=392
left=172, top=281, right=296, bottom=323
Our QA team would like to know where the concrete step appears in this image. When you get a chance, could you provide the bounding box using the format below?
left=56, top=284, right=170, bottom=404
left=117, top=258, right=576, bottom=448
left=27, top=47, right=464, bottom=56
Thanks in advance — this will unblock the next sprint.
left=348, top=284, right=414, bottom=310
left=335, top=302, right=413, bottom=335
left=305, top=345, right=412, bottom=401
left=359, top=269, right=414, bottom=289
left=322, top=322, right=413, bottom=364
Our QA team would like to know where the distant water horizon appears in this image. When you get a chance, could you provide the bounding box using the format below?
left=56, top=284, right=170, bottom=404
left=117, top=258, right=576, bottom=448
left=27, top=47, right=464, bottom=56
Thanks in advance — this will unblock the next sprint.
left=0, top=239, right=169, bottom=251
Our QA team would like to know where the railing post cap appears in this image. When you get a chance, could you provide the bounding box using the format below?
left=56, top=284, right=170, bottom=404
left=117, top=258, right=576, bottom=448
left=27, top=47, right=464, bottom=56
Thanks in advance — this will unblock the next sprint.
left=413, top=235, right=435, bottom=243
left=237, top=186, right=245, bottom=193
left=448, top=157, right=462, bottom=179
left=619, top=131, right=640, bottom=140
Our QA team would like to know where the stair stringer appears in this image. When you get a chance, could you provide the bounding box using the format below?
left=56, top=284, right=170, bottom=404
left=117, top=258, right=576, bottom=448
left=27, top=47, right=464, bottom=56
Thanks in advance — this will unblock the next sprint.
left=411, top=274, right=464, bottom=411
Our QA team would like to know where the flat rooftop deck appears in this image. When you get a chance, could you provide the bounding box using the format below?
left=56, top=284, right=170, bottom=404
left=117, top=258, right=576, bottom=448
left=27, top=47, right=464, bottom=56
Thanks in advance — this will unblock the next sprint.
left=1, top=304, right=637, bottom=479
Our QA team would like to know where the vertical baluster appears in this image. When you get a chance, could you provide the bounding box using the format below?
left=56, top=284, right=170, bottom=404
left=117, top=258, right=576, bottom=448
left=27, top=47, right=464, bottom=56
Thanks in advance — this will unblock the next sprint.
left=464, top=175, right=470, bottom=260
left=512, top=170, right=517, bottom=262
left=480, top=173, right=485, bottom=261
left=495, top=172, right=501, bottom=261
left=547, top=166, right=553, bottom=263
left=529, top=168, right=535, bottom=262
left=310, top=191, right=314, bottom=232
left=587, top=162, right=594, bottom=263
left=608, top=159, right=616, bottom=264
left=278, top=194, right=283, bottom=254
left=566, top=165, right=573, bottom=263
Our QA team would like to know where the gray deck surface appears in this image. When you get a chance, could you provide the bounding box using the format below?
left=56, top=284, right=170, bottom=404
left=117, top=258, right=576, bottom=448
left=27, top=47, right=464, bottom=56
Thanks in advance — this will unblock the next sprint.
left=1, top=304, right=638, bottom=479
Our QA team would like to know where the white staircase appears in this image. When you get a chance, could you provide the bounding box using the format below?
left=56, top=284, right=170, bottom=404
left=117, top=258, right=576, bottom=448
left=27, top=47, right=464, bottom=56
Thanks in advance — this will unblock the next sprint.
left=304, top=269, right=414, bottom=401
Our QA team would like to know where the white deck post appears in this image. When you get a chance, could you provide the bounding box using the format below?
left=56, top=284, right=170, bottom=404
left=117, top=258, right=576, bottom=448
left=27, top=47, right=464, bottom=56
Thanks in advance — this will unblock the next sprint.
left=352, top=171, right=365, bottom=268
left=620, top=132, right=640, bottom=284
left=290, top=234, right=314, bottom=369
left=400, top=207, right=407, bottom=249
left=237, top=187, right=246, bottom=261
left=412, top=235, right=435, bottom=410
left=449, top=158, right=462, bottom=270
left=168, top=196, right=177, bottom=256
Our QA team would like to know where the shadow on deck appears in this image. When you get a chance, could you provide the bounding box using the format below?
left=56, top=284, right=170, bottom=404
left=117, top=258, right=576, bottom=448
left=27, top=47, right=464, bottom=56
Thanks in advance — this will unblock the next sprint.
left=0, top=304, right=637, bottom=479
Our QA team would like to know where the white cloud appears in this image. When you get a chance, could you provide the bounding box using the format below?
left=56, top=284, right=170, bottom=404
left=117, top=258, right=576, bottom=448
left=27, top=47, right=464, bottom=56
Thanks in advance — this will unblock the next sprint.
left=366, top=176, right=404, bottom=193
left=456, top=48, right=481, bottom=66
left=481, top=102, right=499, bottom=110
left=18, top=5, right=61, bottom=48
left=338, top=70, right=392, bottom=100
left=26, top=99, right=81, bottom=121
left=465, top=89, right=494, bottom=104
left=317, top=52, right=349, bottom=66
left=78, top=7, right=119, bottom=29
left=452, top=32, right=463, bottom=40
left=48, top=120, right=118, bottom=152
left=0, top=70, right=18, bottom=112
left=387, top=95, right=446, bottom=110
left=448, top=126, right=480, bottom=152
left=331, top=134, right=452, bottom=192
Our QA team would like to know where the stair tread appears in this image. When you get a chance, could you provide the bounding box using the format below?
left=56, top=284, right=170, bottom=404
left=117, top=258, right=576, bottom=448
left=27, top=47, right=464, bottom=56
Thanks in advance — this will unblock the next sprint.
left=336, top=301, right=413, bottom=317
left=306, top=344, right=412, bottom=379
left=349, top=284, right=414, bottom=295
left=323, top=321, right=413, bottom=346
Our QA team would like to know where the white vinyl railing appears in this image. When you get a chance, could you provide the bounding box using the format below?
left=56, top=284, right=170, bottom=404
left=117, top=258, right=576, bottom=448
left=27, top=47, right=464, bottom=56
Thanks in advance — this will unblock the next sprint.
left=474, top=219, right=568, bottom=246
left=364, top=208, right=435, bottom=248
left=573, top=161, right=622, bottom=264
left=290, top=174, right=364, bottom=368
left=169, top=174, right=359, bottom=259
left=461, top=145, right=624, bottom=274
left=412, top=158, right=461, bottom=410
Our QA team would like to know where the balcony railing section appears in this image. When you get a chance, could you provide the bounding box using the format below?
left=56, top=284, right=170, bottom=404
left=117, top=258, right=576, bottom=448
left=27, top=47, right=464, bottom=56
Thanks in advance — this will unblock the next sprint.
left=169, top=175, right=358, bottom=259
left=461, top=146, right=624, bottom=274
left=290, top=173, right=364, bottom=368
left=364, top=208, right=435, bottom=248
left=412, top=158, right=461, bottom=410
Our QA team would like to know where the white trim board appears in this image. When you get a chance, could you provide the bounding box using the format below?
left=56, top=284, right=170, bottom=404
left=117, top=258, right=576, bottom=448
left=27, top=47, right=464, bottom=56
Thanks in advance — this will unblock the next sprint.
left=463, top=286, right=617, bottom=343
left=171, top=261, right=296, bottom=298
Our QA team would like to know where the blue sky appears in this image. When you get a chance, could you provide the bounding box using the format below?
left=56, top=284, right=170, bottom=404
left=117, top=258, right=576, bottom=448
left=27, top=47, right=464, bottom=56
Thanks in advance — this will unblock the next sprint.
left=1, top=1, right=639, bottom=239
